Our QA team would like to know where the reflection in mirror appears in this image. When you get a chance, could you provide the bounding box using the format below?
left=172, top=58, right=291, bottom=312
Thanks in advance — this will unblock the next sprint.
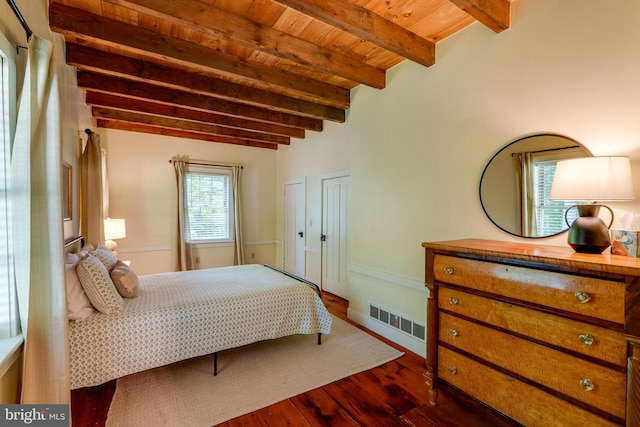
left=479, top=134, right=591, bottom=238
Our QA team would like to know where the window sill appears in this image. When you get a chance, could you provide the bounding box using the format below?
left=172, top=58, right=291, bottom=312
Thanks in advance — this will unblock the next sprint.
left=0, top=335, right=23, bottom=378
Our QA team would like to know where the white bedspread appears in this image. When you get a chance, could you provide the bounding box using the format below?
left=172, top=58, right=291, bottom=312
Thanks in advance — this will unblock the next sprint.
left=69, top=264, right=332, bottom=389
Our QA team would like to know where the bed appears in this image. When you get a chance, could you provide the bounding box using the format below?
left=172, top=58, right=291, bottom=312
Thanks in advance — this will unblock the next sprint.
left=64, top=240, right=332, bottom=389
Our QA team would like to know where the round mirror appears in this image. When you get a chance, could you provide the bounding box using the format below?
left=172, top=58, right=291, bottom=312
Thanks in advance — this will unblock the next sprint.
left=479, top=134, right=591, bottom=238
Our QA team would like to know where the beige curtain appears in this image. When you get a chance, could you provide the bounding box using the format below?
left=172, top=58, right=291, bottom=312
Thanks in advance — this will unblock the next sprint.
left=11, top=36, right=70, bottom=404
left=513, top=152, right=538, bottom=237
left=80, top=131, right=105, bottom=246
left=101, top=146, right=109, bottom=218
left=174, top=159, right=194, bottom=271
left=232, top=165, right=244, bottom=265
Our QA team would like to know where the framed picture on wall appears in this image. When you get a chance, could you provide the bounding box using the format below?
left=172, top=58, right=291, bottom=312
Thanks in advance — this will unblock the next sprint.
left=63, top=162, right=72, bottom=221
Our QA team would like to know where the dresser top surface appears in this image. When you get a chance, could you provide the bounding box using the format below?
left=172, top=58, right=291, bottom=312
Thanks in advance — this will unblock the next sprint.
left=423, top=239, right=640, bottom=276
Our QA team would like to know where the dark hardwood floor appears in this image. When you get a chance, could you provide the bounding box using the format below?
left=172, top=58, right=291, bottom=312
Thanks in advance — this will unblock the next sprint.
left=71, top=292, right=521, bottom=427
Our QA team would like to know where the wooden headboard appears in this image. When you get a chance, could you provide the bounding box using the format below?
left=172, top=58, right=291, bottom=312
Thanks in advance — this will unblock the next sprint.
left=64, top=236, right=84, bottom=255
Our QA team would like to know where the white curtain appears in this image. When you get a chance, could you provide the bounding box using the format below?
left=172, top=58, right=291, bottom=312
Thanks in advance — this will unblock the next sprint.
left=514, top=152, right=538, bottom=237
left=173, top=159, right=194, bottom=271
left=11, top=36, right=69, bottom=404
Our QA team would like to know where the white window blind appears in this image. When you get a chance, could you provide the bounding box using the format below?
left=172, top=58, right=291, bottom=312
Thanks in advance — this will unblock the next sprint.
left=185, top=170, right=232, bottom=241
left=534, top=160, right=579, bottom=237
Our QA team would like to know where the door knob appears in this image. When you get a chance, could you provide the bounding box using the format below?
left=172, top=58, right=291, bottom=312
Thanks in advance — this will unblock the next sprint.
left=298, top=232, right=303, bottom=238
left=320, top=234, right=326, bottom=241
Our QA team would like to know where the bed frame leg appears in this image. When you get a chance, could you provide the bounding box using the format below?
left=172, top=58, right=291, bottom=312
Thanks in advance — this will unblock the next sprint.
left=318, top=333, right=322, bottom=345
left=214, top=352, right=218, bottom=376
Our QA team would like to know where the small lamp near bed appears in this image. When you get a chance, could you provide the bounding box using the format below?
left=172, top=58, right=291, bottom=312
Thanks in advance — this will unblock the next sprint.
left=104, top=218, right=126, bottom=256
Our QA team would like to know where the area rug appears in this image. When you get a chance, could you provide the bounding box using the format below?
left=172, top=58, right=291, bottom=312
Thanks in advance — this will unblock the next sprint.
left=105, top=315, right=404, bottom=427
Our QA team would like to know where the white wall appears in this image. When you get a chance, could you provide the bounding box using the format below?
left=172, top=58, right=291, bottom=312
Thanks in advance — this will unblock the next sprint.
left=276, top=0, right=640, bottom=356
left=102, top=129, right=278, bottom=274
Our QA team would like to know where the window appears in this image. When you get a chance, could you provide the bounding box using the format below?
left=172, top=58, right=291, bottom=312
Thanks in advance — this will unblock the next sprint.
left=0, top=31, right=18, bottom=338
left=185, top=168, right=234, bottom=242
left=532, top=153, right=581, bottom=237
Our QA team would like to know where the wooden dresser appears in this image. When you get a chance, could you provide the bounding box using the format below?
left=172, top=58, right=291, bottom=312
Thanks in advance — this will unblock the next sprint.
left=422, top=239, right=640, bottom=427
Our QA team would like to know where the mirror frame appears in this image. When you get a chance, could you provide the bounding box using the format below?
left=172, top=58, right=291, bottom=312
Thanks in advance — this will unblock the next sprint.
left=479, top=133, right=591, bottom=238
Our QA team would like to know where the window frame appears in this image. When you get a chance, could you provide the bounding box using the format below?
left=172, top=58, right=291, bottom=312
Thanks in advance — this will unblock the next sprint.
left=531, top=148, right=585, bottom=237
left=0, top=28, right=19, bottom=340
left=184, top=165, right=235, bottom=245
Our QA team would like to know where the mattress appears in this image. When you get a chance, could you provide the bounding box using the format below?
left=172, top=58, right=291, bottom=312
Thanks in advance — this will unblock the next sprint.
left=69, top=264, right=332, bottom=389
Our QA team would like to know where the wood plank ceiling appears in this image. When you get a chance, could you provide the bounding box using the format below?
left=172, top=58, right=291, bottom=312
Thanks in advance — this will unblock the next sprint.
left=49, top=0, right=512, bottom=150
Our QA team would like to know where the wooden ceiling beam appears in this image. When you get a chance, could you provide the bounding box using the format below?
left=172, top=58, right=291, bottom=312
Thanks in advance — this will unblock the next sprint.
left=92, top=107, right=291, bottom=144
left=272, top=0, right=436, bottom=67
left=66, top=44, right=347, bottom=118
left=77, top=71, right=326, bottom=131
left=49, top=2, right=349, bottom=106
left=85, top=92, right=306, bottom=139
left=97, top=119, right=279, bottom=150
left=448, top=0, right=511, bottom=33
left=105, top=0, right=386, bottom=89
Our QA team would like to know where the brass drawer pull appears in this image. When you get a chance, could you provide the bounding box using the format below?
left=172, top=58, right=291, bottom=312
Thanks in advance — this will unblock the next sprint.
left=449, top=297, right=459, bottom=305
left=574, top=292, right=591, bottom=304
left=449, top=329, right=459, bottom=337
left=444, top=267, right=454, bottom=275
left=580, top=378, right=594, bottom=391
left=579, top=333, right=594, bottom=346
left=448, top=366, right=457, bottom=375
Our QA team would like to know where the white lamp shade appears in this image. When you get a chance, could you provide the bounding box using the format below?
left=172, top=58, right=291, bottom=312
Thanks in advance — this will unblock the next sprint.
left=549, top=156, right=635, bottom=202
left=104, top=218, right=126, bottom=240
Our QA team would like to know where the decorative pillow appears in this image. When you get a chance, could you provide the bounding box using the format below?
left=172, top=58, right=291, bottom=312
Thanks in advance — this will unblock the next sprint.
left=92, top=242, right=118, bottom=271
left=110, top=260, right=139, bottom=298
left=77, top=253, right=123, bottom=314
left=81, top=243, right=95, bottom=252
left=65, top=253, right=95, bottom=320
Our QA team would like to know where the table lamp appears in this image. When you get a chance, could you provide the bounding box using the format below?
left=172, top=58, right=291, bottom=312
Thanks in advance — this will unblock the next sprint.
left=549, top=156, right=634, bottom=254
left=104, top=218, right=126, bottom=256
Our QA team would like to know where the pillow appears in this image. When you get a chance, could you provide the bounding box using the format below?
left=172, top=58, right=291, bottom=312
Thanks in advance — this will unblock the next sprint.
left=92, top=242, right=118, bottom=271
left=65, top=253, right=95, bottom=321
left=110, top=260, right=139, bottom=298
left=77, top=253, right=123, bottom=314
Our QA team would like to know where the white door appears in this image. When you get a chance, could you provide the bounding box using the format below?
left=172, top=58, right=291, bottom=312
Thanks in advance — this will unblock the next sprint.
left=321, top=175, right=349, bottom=299
left=283, top=180, right=305, bottom=277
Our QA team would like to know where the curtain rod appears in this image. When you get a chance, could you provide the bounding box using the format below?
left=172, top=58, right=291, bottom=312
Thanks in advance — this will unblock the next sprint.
left=512, top=145, right=581, bottom=156
left=169, top=159, right=243, bottom=169
left=6, top=0, right=32, bottom=44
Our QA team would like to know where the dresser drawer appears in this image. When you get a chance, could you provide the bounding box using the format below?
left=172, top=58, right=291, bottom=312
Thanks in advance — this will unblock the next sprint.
left=439, top=312, right=626, bottom=418
left=433, top=255, right=625, bottom=324
left=438, top=346, right=620, bottom=427
left=438, top=287, right=627, bottom=367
